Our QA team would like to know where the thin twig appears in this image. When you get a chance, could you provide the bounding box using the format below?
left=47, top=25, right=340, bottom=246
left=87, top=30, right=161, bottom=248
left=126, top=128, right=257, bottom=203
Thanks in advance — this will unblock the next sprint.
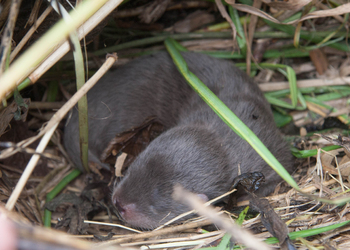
left=0, top=0, right=22, bottom=73
left=173, top=185, right=271, bottom=250
left=259, top=76, right=350, bottom=92
left=10, top=6, right=53, bottom=62
left=98, top=219, right=213, bottom=246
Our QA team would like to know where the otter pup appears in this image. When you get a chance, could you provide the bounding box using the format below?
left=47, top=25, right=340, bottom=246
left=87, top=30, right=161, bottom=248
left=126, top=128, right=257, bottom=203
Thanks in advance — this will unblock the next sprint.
left=64, top=52, right=293, bottom=229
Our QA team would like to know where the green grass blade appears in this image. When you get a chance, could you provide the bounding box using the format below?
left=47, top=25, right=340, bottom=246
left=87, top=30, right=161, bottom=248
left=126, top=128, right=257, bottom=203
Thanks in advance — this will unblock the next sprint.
left=164, top=38, right=299, bottom=191
left=273, top=111, right=293, bottom=128
left=237, top=206, right=249, bottom=225
left=264, top=19, right=350, bottom=52
left=304, top=96, right=350, bottom=124
left=229, top=6, right=246, bottom=55
left=291, top=145, right=341, bottom=158
left=237, top=63, right=298, bottom=109
left=71, top=33, right=89, bottom=172
left=217, top=234, right=233, bottom=250
left=44, top=169, right=81, bottom=227
left=265, top=220, right=350, bottom=244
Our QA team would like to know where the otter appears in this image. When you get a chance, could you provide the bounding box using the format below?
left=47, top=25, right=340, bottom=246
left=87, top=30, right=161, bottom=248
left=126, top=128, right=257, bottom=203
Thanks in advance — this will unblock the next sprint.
left=64, top=52, right=293, bottom=229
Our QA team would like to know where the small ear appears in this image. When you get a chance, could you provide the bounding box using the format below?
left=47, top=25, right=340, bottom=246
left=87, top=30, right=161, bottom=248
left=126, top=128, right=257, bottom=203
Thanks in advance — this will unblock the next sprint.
left=196, top=193, right=209, bottom=202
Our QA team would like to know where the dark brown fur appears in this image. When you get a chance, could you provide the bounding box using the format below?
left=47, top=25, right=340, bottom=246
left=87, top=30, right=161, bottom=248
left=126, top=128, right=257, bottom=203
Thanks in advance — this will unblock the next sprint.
left=64, top=52, right=293, bottom=229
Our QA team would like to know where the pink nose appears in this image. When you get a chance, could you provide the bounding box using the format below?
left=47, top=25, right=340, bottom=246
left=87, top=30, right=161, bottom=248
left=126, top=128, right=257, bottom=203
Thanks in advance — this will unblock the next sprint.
left=112, top=193, right=156, bottom=228
left=112, top=195, right=137, bottom=220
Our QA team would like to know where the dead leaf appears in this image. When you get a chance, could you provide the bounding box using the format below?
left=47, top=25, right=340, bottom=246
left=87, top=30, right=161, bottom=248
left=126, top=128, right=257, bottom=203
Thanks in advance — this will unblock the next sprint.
left=139, top=0, right=171, bottom=24
left=226, top=172, right=265, bottom=209
left=231, top=172, right=265, bottom=193
left=249, top=195, right=294, bottom=250
left=309, top=49, right=328, bottom=75
left=339, top=155, right=350, bottom=181
left=174, top=10, right=215, bottom=33
left=100, top=117, right=164, bottom=172
left=0, top=99, right=30, bottom=137
left=339, top=59, right=350, bottom=77
left=228, top=172, right=295, bottom=250
left=51, top=183, right=112, bottom=235
left=114, top=152, right=127, bottom=177
left=320, top=151, right=338, bottom=175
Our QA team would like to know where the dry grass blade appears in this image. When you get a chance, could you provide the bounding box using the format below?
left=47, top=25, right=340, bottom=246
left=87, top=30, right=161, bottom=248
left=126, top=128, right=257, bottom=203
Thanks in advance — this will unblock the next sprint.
left=0, top=55, right=117, bottom=160
left=154, top=189, right=237, bottom=231
left=0, top=206, right=121, bottom=250
left=5, top=122, right=58, bottom=211
left=4, top=55, right=117, bottom=211
left=227, top=2, right=280, bottom=23
left=259, top=76, right=350, bottom=92
left=173, top=185, right=271, bottom=250
left=98, top=219, right=213, bottom=246
left=10, top=6, right=53, bottom=62
left=262, top=0, right=311, bottom=10
left=28, top=0, right=123, bottom=84
left=84, top=220, right=142, bottom=233
left=245, top=0, right=262, bottom=74
left=227, top=2, right=350, bottom=25
left=119, top=231, right=224, bottom=247
left=215, top=0, right=237, bottom=47
left=0, top=0, right=22, bottom=74
left=294, top=3, right=350, bottom=23
left=0, top=0, right=123, bottom=100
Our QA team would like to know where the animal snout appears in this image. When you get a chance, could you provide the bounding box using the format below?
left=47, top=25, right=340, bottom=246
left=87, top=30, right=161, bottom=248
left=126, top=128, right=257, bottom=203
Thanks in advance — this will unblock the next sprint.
left=112, top=194, right=138, bottom=221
